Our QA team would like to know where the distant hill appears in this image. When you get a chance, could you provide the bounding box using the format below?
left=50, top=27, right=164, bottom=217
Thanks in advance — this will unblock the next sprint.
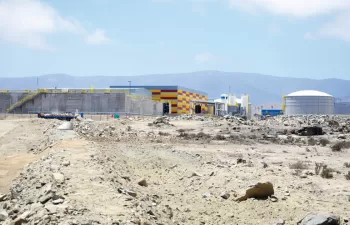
left=1, top=71, right=349, bottom=104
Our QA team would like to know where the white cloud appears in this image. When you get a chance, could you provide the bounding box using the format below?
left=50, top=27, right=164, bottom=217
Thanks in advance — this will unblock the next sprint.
left=0, top=0, right=111, bottom=50
left=0, top=0, right=85, bottom=49
left=228, top=0, right=350, bottom=17
left=194, top=52, right=220, bottom=63
left=86, top=29, right=110, bottom=45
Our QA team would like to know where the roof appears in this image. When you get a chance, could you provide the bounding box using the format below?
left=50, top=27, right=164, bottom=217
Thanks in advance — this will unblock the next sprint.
left=287, top=90, right=333, bottom=97
left=191, top=100, right=219, bottom=104
left=109, top=85, right=207, bottom=96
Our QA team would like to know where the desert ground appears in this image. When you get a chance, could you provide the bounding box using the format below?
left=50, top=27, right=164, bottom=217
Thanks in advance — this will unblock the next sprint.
left=0, top=115, right=349, bottom=225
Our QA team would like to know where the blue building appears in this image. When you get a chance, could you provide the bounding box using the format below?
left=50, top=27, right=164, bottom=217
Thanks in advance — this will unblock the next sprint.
left=261, top=109, right=283, bottom=117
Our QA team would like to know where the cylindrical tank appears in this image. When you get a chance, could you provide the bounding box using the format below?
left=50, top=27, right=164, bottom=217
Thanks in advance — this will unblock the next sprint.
left=285, top=90, right=334, bottom=115
left=241, top=95, right=249, bottom=110
left=228, top=94, right=237, bottom=105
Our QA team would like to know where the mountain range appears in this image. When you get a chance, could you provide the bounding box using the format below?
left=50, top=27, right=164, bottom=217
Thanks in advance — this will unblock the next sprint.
left=0, top=71, right=349, bottom=104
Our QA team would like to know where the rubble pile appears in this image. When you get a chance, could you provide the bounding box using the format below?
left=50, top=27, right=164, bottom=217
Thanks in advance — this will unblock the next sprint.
left=25, top=119, right=59, bottom=154
left=73, top=120, right=143, bottom=142
left=148, top=116, right=173, bottom=127
left=0, top=155, right=80, bottom=224
left=173, top=114, right=214, bottom=121
left=223, top=114, right=247, bottom=123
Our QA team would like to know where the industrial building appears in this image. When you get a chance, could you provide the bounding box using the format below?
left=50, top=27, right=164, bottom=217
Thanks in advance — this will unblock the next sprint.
left=213, top=94, right=251, bottom=117
left=110, top=85, right=208, bottom=114
left=284, top=90, right=334, bottom=115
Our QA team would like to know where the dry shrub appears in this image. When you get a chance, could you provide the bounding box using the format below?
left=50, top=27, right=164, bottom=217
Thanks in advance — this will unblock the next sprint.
left=178, top=131, right=211, bottom=140
left=229, top=134, right=240, bottom=140
left=308, top=137, right=317, bottom=146
left=158, top=131, right=170, bottom=136
left=213, top=134, right=226, bottom=140
left=345, top=171, right=350, bottom=180
left=344, top=162, right=350, bottom=168
left=249, top=134, right=258, bottom=139
left=197, top=132, right=211, bottom=139
left=321, top=165, right=334, bottom=179
left=315, top=162, right=323, bottom=175
left=320, top=138, right=330, bottom=147
left=292, top=169, right=303, bottom=176
left=176, top=128, right=195, bottom=133
left=316, top=163, right=334, bottom=179
left=178, top=132, right=189, bottom=139
left=331, top=141, right=350, bottom=152
left=289, top=161, right=308, bottom=170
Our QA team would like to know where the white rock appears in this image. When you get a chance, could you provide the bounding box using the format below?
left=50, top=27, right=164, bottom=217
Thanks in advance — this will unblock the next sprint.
left=52, top=173, right=65, bottom=184
left=30, top=203, right=43, bottom=212
left=19, top=210, right=31, bottom=220
left=0, top=194, right=6, bottom=201
left=62, top=161, right=70, bottom=166
left=52, top=199, right=64, bottom=204
left=45, top=203, right=58, bottom=214
left=0, top=210, right=8, bottom=221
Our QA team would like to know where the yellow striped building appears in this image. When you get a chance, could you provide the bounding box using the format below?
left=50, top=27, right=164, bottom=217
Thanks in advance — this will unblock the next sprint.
left=110, top=85, right=208, bottom=114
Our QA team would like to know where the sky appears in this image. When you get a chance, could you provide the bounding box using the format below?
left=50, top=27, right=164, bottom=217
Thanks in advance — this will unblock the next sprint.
left=0, top=0, right=350, bottom=79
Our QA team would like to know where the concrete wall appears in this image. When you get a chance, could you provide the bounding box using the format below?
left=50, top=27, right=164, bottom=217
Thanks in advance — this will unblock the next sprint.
left=125, top=96, right=163, bottom=116
left=0, top=92, right=29, bottom=113
left=20, top=93, right=127, bottom=113
left=0, top=92, right=163, bottom=116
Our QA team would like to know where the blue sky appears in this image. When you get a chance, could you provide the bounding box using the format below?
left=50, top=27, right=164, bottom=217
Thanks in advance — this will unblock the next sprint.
left=0, top=0, right=350, bottom=79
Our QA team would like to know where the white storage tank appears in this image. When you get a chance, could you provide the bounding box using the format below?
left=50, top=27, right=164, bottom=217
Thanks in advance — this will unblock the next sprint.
left=285, top=90, right=334, bottom=115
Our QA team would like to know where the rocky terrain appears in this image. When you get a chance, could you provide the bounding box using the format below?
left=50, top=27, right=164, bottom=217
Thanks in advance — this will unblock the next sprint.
left=0, top=115, right=350, bottom=225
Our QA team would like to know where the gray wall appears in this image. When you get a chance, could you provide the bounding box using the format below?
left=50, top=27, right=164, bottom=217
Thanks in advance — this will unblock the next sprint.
left=0, top=92, right=29, bottom=113
left=22, top=93, right=127, bottom=113
left=0, top=92, right=163, bottom=116
left=125, top=96, right=163, bottom=116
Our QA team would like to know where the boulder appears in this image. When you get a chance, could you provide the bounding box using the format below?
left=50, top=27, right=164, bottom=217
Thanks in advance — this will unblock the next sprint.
left=137, top=178, right=148, bottom=187
left=0, top=210, right=8, bottom=221
left=236, top=182, right=274, bottom=202
left=52, top=173, right=65, bottom=184
left=0, top=194, right=7, bottom=201
left=274, top=219, right=285, bottom=225
left=220, top=192, right=230, bottom=200
left=298, top=212, right=340, bottom=225
left=39, top=192, right=53, bottom=204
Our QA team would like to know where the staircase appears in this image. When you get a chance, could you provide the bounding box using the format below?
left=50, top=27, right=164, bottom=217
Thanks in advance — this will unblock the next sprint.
left=6, top=91, right=42, bottom=113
